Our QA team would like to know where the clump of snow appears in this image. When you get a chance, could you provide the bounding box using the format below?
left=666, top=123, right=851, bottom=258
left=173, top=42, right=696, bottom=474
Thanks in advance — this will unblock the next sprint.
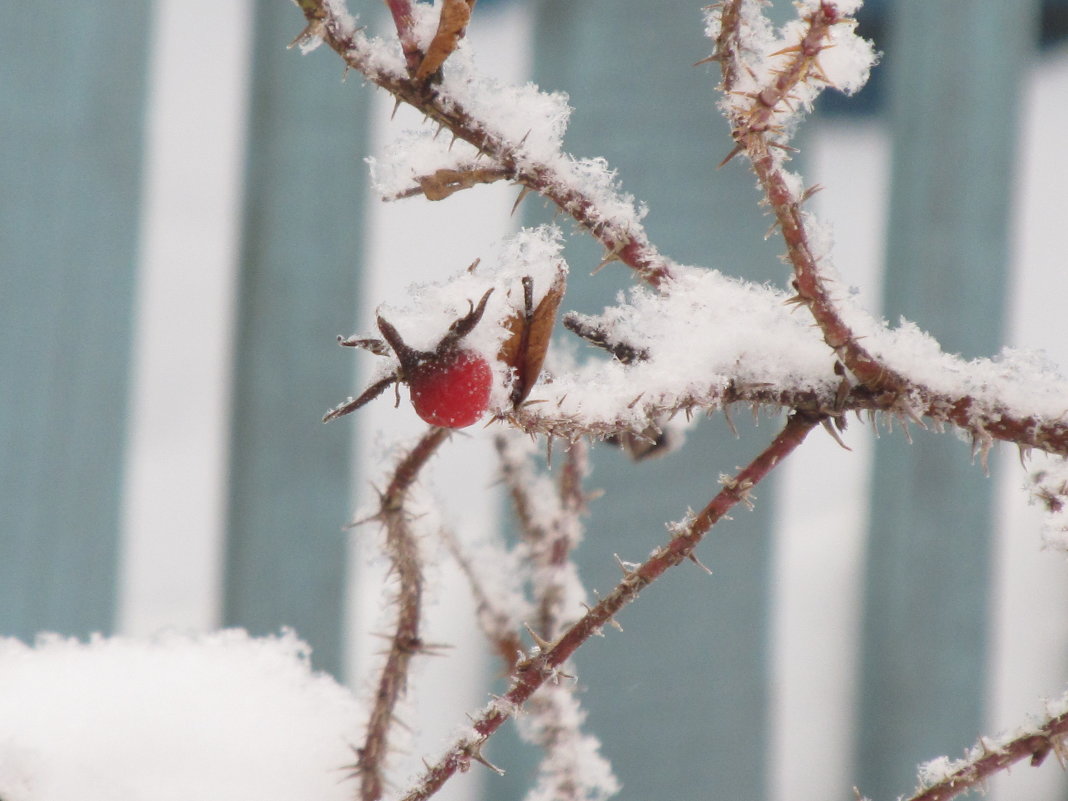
left=0, top=629, right=362, bottom=801
left=438, top=54, right=572, bottom=167
left=528, top=264, right=837, bottom=431
left=846, top=304, right=1068, bottom=433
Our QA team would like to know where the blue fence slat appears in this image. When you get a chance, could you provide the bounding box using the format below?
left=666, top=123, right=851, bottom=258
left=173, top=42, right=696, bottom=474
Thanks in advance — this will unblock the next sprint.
left=496, top=2, right=785, bottom=799
left=855, top=2, right=1039, bottom=798
left=221, top=4, right=368, bottom=678
left=0, top=3, right=151, bottom=640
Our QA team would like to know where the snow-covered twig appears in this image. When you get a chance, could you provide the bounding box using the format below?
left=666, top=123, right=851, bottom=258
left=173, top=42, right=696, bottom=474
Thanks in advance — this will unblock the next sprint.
left=496, top=434, right=590, bottom=640
left=1029, top=457, right=1068, bottom=552
left=355, top=426, right=450, bottom=801
left=492, top=434, right=619, bottom=801
left=395, top=412, right=820, bottom=801
left=712, top=1, right=898, bottom=394
left=709, top=0, right=1068, bottom=460
left=290, top=0, right=673, bottom=287
left=436, top=524, right=527, bottom=666
left=902, top=705, right=1068, bottom=801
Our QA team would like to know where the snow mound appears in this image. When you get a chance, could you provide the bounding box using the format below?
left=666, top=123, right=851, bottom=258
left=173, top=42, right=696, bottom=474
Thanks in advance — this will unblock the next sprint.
left=0, top=629, right=362, bottom=801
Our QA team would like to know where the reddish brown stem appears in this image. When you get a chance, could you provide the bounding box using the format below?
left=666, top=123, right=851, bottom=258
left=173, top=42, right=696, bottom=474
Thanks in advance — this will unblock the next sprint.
left=711, top=2, right=1068, bottom=458
left=716, top=1, right=901, bottom=394
left=904, top=710, right=1068, bottom=801
left=291, top=0, right=672, bottom=288
left=397, top=412, right=820, bottom=801
left=383, top=0, right=422, bottom=75
left=357, top=426, right=450, bottom=801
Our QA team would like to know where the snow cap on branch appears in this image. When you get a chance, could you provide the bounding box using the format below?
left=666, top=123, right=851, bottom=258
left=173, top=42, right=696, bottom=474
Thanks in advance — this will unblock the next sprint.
left=527, top=264, right=837, bottom=432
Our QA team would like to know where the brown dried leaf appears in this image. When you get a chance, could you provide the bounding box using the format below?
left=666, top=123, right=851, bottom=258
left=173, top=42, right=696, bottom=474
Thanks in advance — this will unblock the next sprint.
left=499, top=268, right=567, bottom=406
left=416, top=167, right=509, bottom=201
left=415, top=0, right=474, bottom=81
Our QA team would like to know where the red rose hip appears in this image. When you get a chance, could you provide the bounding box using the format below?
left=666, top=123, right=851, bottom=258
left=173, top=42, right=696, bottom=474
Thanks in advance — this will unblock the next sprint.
left=408, top=349, right=492, bottom=428
left=323, top=288, right=500, bottom=427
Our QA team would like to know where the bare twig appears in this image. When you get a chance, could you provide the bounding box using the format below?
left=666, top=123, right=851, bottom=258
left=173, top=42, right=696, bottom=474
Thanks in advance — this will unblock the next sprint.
left=396, top=411, right=820, bottom=801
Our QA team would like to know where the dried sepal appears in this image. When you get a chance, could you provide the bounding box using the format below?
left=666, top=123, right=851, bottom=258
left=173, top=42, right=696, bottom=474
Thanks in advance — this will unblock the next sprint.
left=338, top=335, right=391, bottom=356
left=322, top=375, right=398, bottom=422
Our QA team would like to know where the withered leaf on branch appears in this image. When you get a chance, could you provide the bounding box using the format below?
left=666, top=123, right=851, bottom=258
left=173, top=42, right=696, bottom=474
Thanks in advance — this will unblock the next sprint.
left=415, top=0, right=475, bottom=81
left=412, top=166, right=510, bottom=201
left=499, top=268, right=567, bottom=407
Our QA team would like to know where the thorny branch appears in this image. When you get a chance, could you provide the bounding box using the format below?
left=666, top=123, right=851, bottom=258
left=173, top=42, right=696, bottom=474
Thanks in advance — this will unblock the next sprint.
left=396, top=412, right=819, bottom=801
left=715, top=1, right=903, bottom=395
left=710, top=1, right=1068, bottom=460
left=295, top=0, right=1068, bottom=461
left=903, top=709, right=1068, bottom=801
left=291, top=0, right=673, bottom=287
left=355, top=426, right=450, bottom=801
left=289, top=2, right=1068, bottom=800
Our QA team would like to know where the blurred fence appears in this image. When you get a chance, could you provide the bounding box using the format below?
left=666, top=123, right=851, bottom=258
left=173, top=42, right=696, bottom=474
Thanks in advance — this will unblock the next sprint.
left=2, top=2, right=1067, bottom=801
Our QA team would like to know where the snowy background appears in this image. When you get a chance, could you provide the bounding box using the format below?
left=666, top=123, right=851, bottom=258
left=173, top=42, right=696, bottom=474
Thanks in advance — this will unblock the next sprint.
left=3, top=1, right=1068, bottom=800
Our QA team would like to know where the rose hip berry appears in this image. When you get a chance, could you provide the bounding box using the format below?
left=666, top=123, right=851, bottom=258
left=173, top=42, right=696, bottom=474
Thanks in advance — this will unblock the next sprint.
left=323, top=288, right=495, bottom=429
left=408, top=349, right=492, bottom=428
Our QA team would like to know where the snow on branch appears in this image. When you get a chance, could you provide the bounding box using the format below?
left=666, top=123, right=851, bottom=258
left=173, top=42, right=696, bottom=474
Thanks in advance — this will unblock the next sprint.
left=394, top=412, right=818, bottom=801
left=287, top=2, right=1068, bottom=801
left=350, top=427, right=450, bottom=801
left=291, top=0, right=671, bottom=286
left=706, top=0, right=1068, bottom=461
left=901, top=697, right=1068, bottom=801
left=296, top=0, right=1068, bottom=461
